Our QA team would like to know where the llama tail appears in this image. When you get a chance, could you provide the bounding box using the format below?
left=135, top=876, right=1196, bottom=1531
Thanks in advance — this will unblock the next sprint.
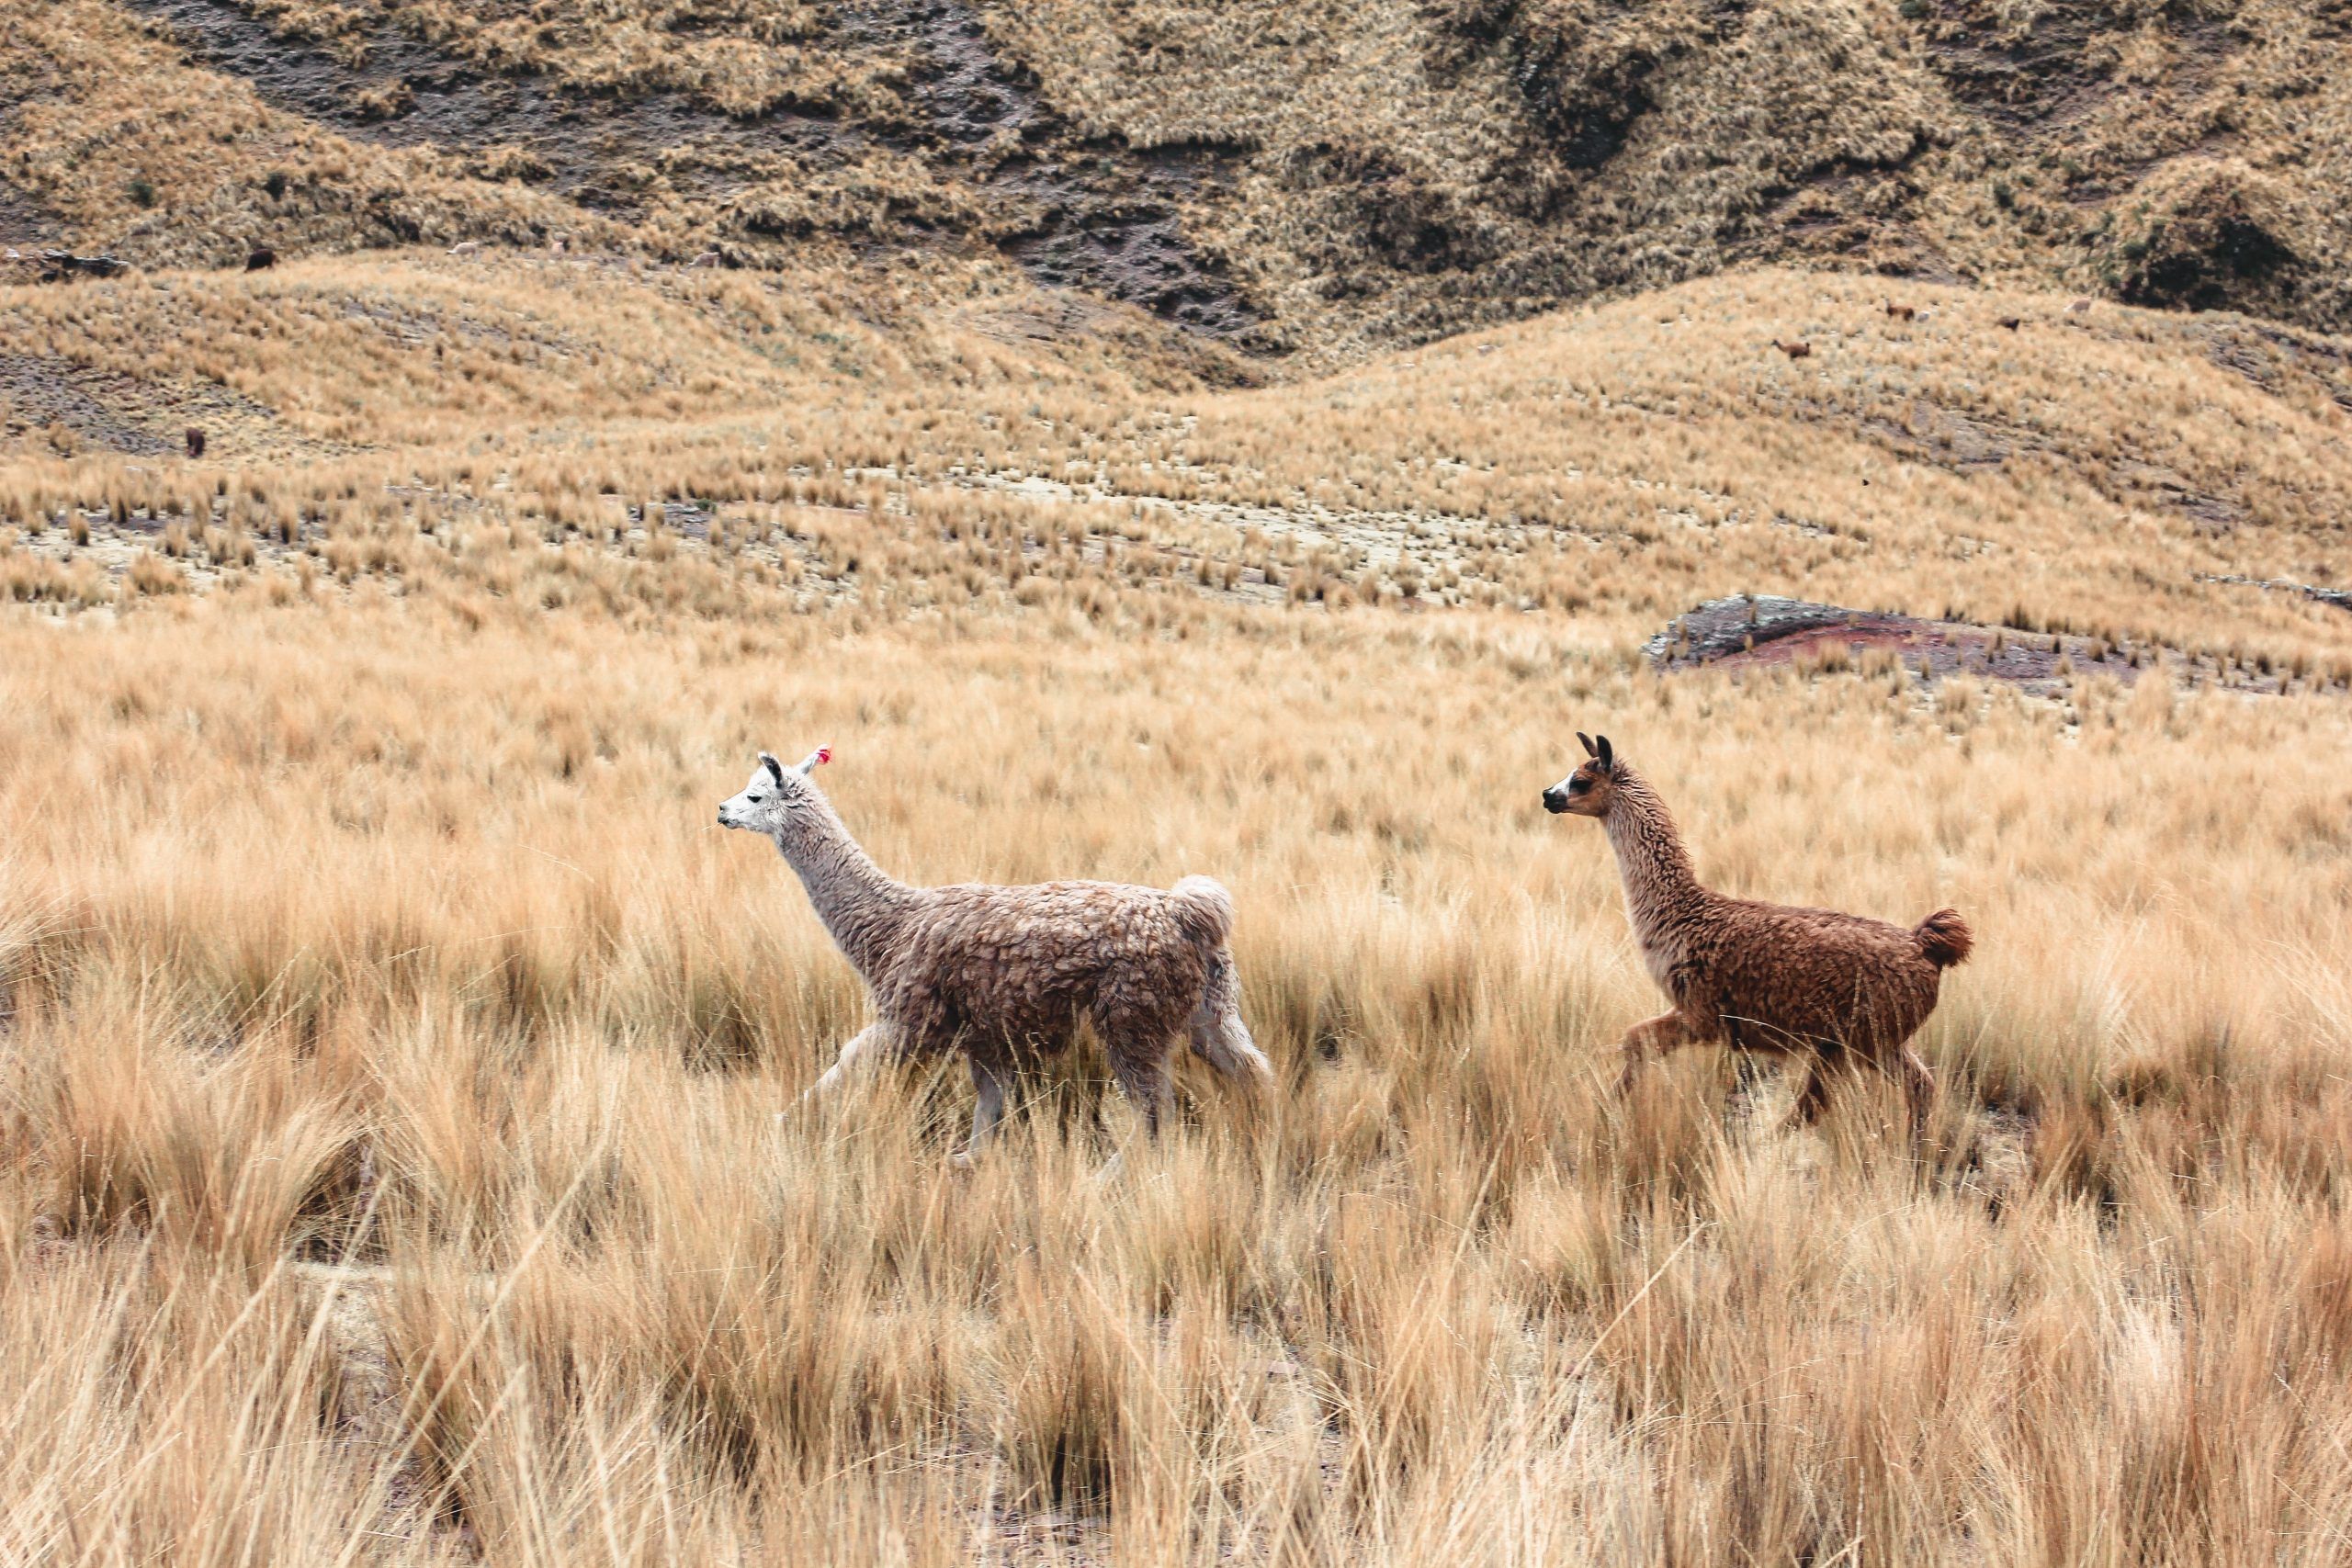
left=1170, top=876, right=1271, bottom=1087
left=1168, top=874, right=1235, bottom=951
left=1188, top=947, right=1274, bottom=1087
left=1915, top=908, right=1974, bottom=968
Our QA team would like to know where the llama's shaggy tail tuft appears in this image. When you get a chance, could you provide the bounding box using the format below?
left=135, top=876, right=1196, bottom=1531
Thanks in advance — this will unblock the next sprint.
left=1188, top=948, right=1274, bottom=1087
left=1915, top=908, right=1974, bottom=968
left=1169, top=874, right=1235, bottom=951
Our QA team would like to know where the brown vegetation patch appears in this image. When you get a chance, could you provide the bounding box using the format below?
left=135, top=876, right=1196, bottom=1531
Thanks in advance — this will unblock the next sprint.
left=1863, top=397, right=2013, bottom=469
left=0, top=174, right=66, bottom=249
left=6, top=581, right=2352, bottom=1559
left=6, top=246, right=2352, bottom=1557
left=1643, top=592, right=2332, bottom=697
left=13, top=0, right=2352, bottom=366
left=0, top=353, right=276, bottom=457
left=1648, top=592, right=2139, bottom=691
left=112, top=0, right=1267, bottom=338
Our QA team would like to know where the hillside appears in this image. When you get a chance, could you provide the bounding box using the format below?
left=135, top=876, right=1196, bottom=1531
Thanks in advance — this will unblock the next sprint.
left=6, top=0, right=2352, bottom=365
left=10, top=7, right=2352, bottom=1563
left=6, top=257, right=2351, bottom=685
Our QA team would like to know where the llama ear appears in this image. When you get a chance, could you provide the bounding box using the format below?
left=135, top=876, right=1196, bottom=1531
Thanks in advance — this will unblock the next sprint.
left=759, top=752, right=785, bottom=785
left=1577, top=731, right=1596, bottom=759
left=797, top=746, right=831, bottom=775
left=1595, top=735, right=1614, bottom=771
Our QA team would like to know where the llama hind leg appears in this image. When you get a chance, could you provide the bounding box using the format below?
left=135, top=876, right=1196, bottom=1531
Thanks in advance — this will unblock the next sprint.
left=1118, top=1056, right=1175, bottom=1138
left=1091, top=1052, right=1173, bottom=1188
left=1091, top=988, right=1182, bottom=1137
left=1783, top=1048, right=1935, bottom=1136
left=950, top=1055, right=1012, bottom=1169
left=1784, top=1055, right=1836, bottom=1129
left=1891, top=1045, right=1937, bottom=1138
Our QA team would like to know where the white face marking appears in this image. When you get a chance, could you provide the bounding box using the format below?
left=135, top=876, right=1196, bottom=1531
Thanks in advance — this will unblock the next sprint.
left=718, top=749, right=831, bottom=829
left=717, top=757, right=791, bottom=831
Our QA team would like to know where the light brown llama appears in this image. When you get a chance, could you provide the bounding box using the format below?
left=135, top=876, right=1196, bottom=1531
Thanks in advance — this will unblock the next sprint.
left=1771, top=338, right=1813, bottom=360
left=1544, top=733, right=1971, bottom=1134
left=718, top=749, right=1272, bottom=1163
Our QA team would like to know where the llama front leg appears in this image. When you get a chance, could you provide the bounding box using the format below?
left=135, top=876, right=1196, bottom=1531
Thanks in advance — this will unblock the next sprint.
left=783, top=1022, right=888, bottom=1118
left=1615, top=1009, right=1705, bottom=1094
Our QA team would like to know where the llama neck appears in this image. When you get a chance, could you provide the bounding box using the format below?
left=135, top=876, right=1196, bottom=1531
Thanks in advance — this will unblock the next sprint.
left=772, top=795, right=912, bottom=984
left=1602, top=768, right=1709, bottom=945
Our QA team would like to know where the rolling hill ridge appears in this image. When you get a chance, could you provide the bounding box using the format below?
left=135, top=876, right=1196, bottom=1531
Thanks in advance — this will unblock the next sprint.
left=6, top=0, right=2351, bottom=366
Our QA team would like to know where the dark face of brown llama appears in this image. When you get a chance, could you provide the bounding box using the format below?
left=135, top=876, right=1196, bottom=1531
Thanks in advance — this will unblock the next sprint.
left=1542, top=732, right=1617, bottom=818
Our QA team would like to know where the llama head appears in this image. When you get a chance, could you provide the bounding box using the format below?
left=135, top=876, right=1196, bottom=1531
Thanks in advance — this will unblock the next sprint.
left=1542, top=732, right=1620, bottom=818
left=717, top=748, right=831, bottom=832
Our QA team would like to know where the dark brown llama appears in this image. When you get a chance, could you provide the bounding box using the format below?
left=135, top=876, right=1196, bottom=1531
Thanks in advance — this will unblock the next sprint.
left=1544, top=733, right=1971, bottom=1134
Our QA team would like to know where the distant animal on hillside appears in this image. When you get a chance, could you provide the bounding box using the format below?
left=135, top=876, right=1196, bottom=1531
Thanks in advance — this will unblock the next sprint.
left=688, top=250, right=721, bottom=268
left=245, top=247, right=277, bottom=272
left=1883, top=299, right=1917, bottom=322
left=2066, top=298, right=2093, bottom=315
left=185, top=428, right=206, bottom=459
left=448, top=241, right=481, bottom=257
left=1543, top=732, right=1971, bottom=1135
left=1996, top=316, right=2023, bottom=332
left=718, top=749, right=1272, bottom=1164
left=1771, top=339, right=1813, bottom=360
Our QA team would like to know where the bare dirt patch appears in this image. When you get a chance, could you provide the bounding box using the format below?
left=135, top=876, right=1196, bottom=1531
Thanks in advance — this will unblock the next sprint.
left=2199, top=572, right=2352, bottom=615
left=0, top=353, right=277, bottom=457
left=0, top=174, right=66, bottom=251
left=1636, top=594, right=2314, bottom=700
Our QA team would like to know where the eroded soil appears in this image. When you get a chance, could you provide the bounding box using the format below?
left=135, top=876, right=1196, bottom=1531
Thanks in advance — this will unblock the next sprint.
left=119, top=0, right=1264, bottom=338
left=1647, top=592, right=2329, bottom=696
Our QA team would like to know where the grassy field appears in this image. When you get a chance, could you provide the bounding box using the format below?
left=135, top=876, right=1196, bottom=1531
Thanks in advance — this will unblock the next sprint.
left=6, top=253, right=2352, bottom=1563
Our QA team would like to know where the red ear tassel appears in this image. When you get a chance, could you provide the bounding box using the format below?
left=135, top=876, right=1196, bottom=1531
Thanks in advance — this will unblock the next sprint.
left=815, top=747, right=832, bottom=765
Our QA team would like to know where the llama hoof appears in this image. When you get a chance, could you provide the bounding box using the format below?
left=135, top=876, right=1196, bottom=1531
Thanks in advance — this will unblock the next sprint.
left=949, top=1149, right=978, bottom=1171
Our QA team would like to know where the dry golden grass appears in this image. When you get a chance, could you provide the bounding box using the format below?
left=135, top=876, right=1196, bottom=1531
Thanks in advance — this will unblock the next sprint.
left=0, top=0, right=588, bottom=267
left=5, top=262, right=2348, bottom=672
left=5, top=586, right=2352, bottom=1562
left=975, top=0, right=2352, bottom=354
left=6, top=247, right=2352, bottom=1561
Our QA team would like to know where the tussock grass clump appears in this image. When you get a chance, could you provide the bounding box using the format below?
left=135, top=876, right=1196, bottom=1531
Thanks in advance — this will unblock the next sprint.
left=2, top=584, right=2349, bottom=1560
left=4, top=232, right=2352, bottom=1560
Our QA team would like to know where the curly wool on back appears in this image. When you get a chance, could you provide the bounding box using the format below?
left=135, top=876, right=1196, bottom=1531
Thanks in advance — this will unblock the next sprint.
left=1546, top=734, right=1971, bottom=1133
left=719, top=750, right=1270, bottom=1158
